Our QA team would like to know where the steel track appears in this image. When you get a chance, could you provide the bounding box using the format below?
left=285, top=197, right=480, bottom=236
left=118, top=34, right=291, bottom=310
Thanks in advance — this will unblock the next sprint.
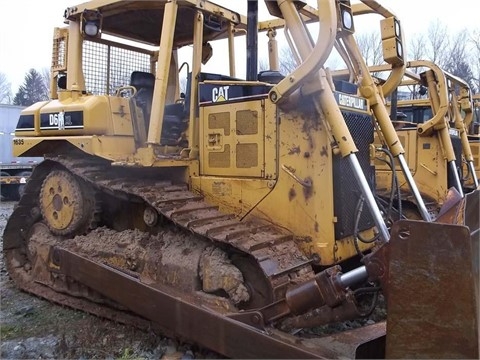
left=3, top=154, right=314, bottom=328
left=3, top=154, right=387, bottom=358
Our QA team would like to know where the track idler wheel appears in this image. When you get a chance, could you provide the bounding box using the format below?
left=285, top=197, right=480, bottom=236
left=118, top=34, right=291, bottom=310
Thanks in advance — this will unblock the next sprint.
left=39, top=170, right=96, bottom=236
left=231, top=255, right=274, bottom=310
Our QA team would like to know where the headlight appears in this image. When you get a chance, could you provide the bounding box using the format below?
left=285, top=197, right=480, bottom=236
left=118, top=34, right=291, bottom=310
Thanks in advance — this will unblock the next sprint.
left=396, top=41, right=403, bottom=58
left=81, top=9, right=102, bottom=38
left=84, top=22, right=99, bottom=37
left=342, top=10, right=353, bottom=30
left=394, top=20, right=401, bottom=38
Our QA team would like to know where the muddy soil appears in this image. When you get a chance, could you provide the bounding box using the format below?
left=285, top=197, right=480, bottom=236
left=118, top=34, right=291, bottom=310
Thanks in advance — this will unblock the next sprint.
left=0, top=200, right=218, bottom=360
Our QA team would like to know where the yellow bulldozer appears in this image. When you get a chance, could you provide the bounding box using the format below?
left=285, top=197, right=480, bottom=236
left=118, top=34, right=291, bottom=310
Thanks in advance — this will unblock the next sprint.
left=351, top=60, right=479, bottom=218
left=3, top=0, right=479, bottom=358
left=466, top=93, right=480, bottom=187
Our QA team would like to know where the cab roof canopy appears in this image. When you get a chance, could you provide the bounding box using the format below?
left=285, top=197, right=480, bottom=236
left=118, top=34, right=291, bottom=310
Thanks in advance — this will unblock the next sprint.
left=64, top=0, right=246, bottom=48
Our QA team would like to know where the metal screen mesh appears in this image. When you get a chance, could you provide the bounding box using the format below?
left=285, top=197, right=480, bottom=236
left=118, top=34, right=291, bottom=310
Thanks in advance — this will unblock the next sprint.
left=82, top=40, right=151, bottom=95
left=52, top=29, right=68, bottom=71
left=333, top=110, right=375, bottom=239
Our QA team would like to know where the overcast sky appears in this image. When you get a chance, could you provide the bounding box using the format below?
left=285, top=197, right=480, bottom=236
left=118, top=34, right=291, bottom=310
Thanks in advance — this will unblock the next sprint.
left=1, top=0, right=477, bottom=93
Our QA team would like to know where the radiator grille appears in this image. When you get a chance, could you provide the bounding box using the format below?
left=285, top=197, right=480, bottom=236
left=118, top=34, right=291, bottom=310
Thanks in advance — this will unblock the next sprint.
left=333, top=111, right=375, bottom=239
left=52, top=28, right=68, bottom=72
left=236, top=143, right=258, bottom=168
left=208, top=112, right=230, bottom=134
left=209, top=144, right=231, bottom=168
left=236, top=110, right=258, bottom=135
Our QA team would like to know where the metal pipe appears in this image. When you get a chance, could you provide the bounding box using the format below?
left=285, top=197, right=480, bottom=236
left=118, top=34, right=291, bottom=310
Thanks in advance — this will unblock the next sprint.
left=397, top=154, right=432, bottom=221
left=348, top=154, right=390, bottom=243
left=66, top=20, right=86, bottom=92
left=452, top=90, right=478, bottom=187
left=227, top=22, right=236, bottom=77
left=340, top=266, right=368, bottom=288
left=334, top=40, right=355, bottom=83
left=283, top=26, right=301, bottom=65
left=468, top=161, right=479, bottom=188
left=267, top=29, right=279, bottom=71
left=449, top=161, right=464, bottom=197
left=147, top=0, right=178, bottom=145
left=186, top=11, right=204, bottom=159
left=246, top=0, right=258, bottom=81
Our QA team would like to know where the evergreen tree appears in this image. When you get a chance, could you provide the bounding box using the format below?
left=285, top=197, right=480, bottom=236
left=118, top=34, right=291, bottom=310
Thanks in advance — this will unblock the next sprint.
left=13, top=69, right=49, bottom=106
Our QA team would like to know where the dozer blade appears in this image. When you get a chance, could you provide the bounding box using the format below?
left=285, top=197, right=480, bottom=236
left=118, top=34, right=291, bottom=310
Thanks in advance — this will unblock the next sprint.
left=54, top=248, right=387, bottom=359
left=386, top=189, right=479, bottom=359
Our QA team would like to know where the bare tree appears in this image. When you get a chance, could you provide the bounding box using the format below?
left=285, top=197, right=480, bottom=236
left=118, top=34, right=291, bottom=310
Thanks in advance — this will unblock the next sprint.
left=279, top=46, right=298, bottom=75
left=40, top=67, right=51, bottom=98
left=356, top=32, right=383, bottom=66
left=258, top=45, right=298, bottom=75
left=258, top=58, right=269, bottom=72
left=470, top=29, right=480, bottom=93
left=426, top=20, right=449, bottom=67
left=408, top=34, right=427, bottom=62
left=441, top=30, right=476, bottom=91
left=325, top=53, right=342, bottom=71
left=408, top=20, right=479, bottom=93
left=0, top=72, right=12, bottom=104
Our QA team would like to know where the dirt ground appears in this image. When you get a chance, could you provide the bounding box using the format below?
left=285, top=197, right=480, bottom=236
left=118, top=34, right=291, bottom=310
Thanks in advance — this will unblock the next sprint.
left=0, top=200, right=218, bottom=360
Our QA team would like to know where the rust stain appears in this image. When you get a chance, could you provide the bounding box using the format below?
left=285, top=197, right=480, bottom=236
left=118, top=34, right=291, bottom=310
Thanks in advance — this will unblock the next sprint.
left=302, top=177, right=313, bottom=200
left=288, top=187, right=296, bottom=201
left=288, top=146, right=301, bottom=155
left=294, top=236, right=313, bottom=244
left=320, top=146, right=328, bottom=157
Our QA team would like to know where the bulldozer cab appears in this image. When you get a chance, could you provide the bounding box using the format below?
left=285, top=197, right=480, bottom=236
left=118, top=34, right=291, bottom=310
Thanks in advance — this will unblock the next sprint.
left=49, top=1, right=248, bottom=157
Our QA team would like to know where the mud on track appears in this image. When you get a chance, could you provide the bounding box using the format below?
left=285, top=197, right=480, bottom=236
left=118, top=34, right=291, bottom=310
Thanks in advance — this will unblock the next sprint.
left=0, top=200, right=219, bottom=359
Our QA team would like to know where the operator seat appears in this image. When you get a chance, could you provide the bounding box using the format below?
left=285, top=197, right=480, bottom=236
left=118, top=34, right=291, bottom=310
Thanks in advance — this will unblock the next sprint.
left=130, top=71, right=154, bottom=129
left=257, top=70, right=284, bottom=84
left=130, top=71, right=187, bottom=147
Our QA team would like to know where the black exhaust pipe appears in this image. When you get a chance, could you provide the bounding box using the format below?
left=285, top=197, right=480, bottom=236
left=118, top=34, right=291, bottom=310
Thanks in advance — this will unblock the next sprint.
left=246, top=0, right=258, bottom=81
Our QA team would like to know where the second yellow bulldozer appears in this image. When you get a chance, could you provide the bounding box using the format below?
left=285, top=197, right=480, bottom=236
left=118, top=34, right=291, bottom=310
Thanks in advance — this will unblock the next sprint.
left=366, top=60, right=479, bottom=217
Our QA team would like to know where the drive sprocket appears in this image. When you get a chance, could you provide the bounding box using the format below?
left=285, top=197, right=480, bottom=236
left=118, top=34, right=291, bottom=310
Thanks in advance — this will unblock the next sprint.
left=39, top=169, right=96, bottom=236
